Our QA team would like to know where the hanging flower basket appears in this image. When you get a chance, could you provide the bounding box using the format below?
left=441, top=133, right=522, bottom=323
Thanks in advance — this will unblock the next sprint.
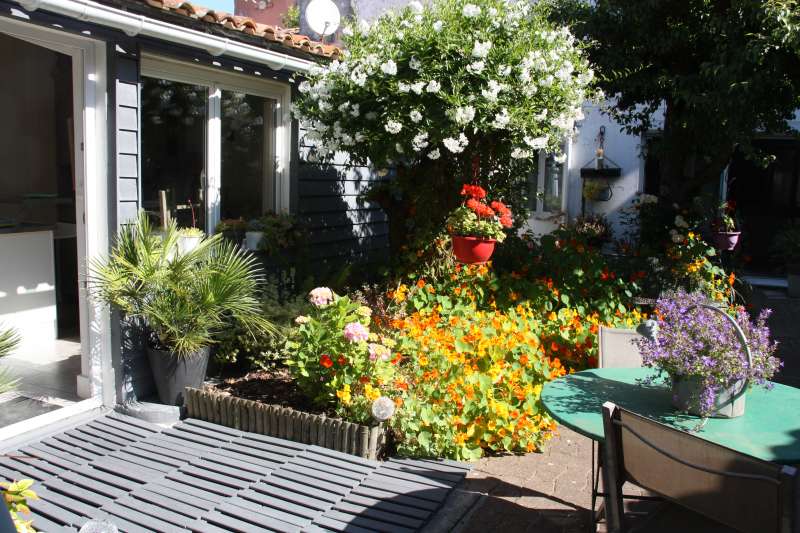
left=451, top=235, right=497, bottom=264
left=446, top=184, right=512, bottom=264
left=714, top=231, right=741, bottom=251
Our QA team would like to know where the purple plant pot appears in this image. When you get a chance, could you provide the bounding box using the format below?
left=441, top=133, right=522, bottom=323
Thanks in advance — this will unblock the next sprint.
left=714, top=231, right=741, bottom=251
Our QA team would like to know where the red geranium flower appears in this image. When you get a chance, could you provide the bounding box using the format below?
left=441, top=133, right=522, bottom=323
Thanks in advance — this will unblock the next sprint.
left=337, top=355, right=346, bottom=366
left=320, top=354, right=333, bottom=368
left=500, top=215, right=513, bottom=228
left=460, top=184, right=487, bottom=199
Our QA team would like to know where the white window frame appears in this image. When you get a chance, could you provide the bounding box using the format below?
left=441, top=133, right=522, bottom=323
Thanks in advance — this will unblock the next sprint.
left=0, top=16, right=110, bottom=442
left=141, top=54, right=292, bottom=233
left=531, top=145, right=571, bottom=219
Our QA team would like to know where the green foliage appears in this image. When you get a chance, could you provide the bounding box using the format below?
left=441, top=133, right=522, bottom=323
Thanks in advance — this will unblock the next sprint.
left=90, top=212, right=275, bottom=356
left=294, top=0, right=594, bottom=249
left=246, top=212, right=308, bottom=256
left=2, top=479, right=38, bottom=533
left=284, top=291, right=399, bottom=424
left=282, top=3, right=300, bottom=28
left=550, top=0, right=800, bottom=201
left=772, top=220, right=800, bottom=266
left=178, top=227, right=204, bottom=238
left=0, top=327, right=20, bottom=394
left=445, top=206, right=507, bottom=241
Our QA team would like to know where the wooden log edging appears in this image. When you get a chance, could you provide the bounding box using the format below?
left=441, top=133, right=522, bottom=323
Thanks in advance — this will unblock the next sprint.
left=183, top=387, right=387, bottom=460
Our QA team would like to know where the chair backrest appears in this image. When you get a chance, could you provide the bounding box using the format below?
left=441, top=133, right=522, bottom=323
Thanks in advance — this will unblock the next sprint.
left=602, top=402, right=799, bottom=533
left=598, top=326, right=643, bottom=368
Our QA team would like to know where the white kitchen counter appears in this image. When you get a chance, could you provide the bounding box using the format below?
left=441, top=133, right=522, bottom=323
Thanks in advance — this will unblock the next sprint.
left=0, top=229, right=57, bottom=348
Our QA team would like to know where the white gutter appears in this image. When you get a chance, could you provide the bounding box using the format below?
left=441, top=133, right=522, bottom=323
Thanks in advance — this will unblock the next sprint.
left=14, top=0, right=316, bottom=72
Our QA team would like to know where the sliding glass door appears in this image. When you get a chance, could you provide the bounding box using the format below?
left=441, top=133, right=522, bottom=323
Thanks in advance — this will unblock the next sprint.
left=140, top=56, right=291, bottom=233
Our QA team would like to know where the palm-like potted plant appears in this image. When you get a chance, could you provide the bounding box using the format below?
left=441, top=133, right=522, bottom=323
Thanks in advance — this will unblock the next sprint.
left=90, top=213, right=274, bottom=405
left=446, top=184, right=513, bottom=264
left=0, top=327, right=20, bottom=394
left=772, top=220, right=800, bottom=298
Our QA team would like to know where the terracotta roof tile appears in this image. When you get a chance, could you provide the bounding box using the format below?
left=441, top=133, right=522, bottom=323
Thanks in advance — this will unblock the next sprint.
left=136, top=0, right=340, bottom=59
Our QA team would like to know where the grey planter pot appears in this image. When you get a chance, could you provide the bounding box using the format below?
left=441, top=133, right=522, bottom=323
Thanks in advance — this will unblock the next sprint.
left=146, top=346, right=211, bottom=406
left=671, top=375, right=747, bottom=418
left=183, top=387, right=387, bottom=460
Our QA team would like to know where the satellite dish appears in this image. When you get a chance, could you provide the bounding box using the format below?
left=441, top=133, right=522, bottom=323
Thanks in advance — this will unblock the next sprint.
left=305, top=0, right=341, bottom=37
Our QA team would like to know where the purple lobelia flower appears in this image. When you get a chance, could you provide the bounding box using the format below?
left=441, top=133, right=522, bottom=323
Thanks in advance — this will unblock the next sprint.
left=635, top=289, right=781, bottom=417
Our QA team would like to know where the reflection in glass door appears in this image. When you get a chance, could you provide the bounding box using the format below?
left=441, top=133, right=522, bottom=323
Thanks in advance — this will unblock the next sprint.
left=220, top=90, right=276, bottom=221
left=141, top=78, right=208, bottom=229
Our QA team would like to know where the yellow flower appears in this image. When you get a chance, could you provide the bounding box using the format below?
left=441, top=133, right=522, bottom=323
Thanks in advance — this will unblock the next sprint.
left=418, top=354, right=429, bottom=366
left=364, top=383, right=380, bottom=402
left=336, top=384, right=352, bottom=405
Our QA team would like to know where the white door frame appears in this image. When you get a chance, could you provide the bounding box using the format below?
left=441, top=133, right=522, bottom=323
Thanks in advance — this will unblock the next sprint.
left=0, top=17, right=111, bottom=440
left=141, top=54, right=293, bottom=233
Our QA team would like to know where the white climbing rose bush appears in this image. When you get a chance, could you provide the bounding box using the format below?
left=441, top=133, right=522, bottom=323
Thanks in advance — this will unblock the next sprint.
left=293, top=0, right=594, bottom=169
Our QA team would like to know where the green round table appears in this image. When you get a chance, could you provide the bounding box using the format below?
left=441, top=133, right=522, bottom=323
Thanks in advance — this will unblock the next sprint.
left=541, top=367, right=800, bottom=465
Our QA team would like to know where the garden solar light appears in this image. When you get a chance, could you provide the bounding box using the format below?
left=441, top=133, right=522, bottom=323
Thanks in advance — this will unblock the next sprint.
left=372, top=396, right=396, bottom=422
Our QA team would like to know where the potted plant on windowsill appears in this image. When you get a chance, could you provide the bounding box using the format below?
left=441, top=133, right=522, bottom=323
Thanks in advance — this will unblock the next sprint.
left=772, top=220, right=800, bottom=298
left=712, top=200, right=741, bottom=251
left=178, top=227, right=204, bottom=255
left=215, top=218, right=247, bottom=245
left=245, top=218, right=266, bottom=251
left=446, top=184, right=513, bottom=264
left=90, top=213, right=274, bottom=405
left=635, top=290, right=780, bottom=419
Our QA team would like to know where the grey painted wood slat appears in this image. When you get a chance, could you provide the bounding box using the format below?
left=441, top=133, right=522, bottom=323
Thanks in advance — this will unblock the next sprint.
left=65, top=427, right=125, bottom=451
left=45, top=436, right=104, bottom=461
left=28, top=510, right=76, bottom=533
left=180, top=418, right=243, bottom=438
left=21, top=445, right=84, bottom=470
left=60, top=468, right=133, bottom=496
left=334, top=501, right=424, bottom=530
left=224, top=497, right=311, bottom=528
left=379, top=461, right=464, bottom=485
left=101, top=502, right=185, bottom=533
left=162, top=427, right=225, bottom=448
left=349, top=486, right=439, bottom=512
left=109, top=449, right=175, bottom=473
left=43, top=479, right=113, bottom=508
left=289, top=457, right=366, bottom=482
left=133, top=486, right=216, bottom=514
left=73, top=424, right=131, bottom=447
left=129, top=438, right=204, bottom=461
left=387, top=457, right=471, bottom=476
left=342, top=493, right=431, bottom=521
left=148, top=434, right=217, bottom=455
left=370, top=467, right=455, bottom=489
left=304, top=445, right=378, bottom=469
left=0, top=456, right=54, bottom=481
left=169, top=423, right=238, bottom=445
left=359, top=475, right=449, bottom=503
left=28, top=497, right=89, bottom=529
left=221, top=442, right=291, bottom=466
left=91, top=456, right=163, bottom=484
left=296, top=451, right=375, bottom=476
left=192, top=452, right=269, bottom=476
left=3, top=455, right=65, bottom=478
left=85, top=421, right=146, bottom=444
left=236, top=431, right=307, bottom=453
left=237, top=489, right=321, bottom=520
left=203, top=510, right=293, bottom=533
left=33, top=486, right=106, bottom=522
left=165, top=471, right=239, bottom=497
left=93, top=510, right=156, bottom=533
left=271, top=469, right=352, bottom=497
left=106, top=411, right=162, bottom=434
left=177, top=464, right=252, bottom=489
left=0, top=462, right=28, bottom=483
left=279, top=463, right=360, bottom=489
left=258, top=476, right=342, bottom=505
left=115, top=496, right=198, bottom=529
left=91, top=417, right=155, bottom=439
left=311, top=514, right=377, bottom=533
left=322, top=509, right=416, bottom=533
left=142, top=481, right=223, bottom=508
left=248, top=482, right=332, bottom=512
left=187, top=459, right=262, bottom=483
left=185, top=518, right=234, bottom=533
left=128, top=489, right=206, bottom=520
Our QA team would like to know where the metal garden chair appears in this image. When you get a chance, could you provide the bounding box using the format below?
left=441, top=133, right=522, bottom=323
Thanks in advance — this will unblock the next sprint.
left=601, top=401, right=800, bottom=533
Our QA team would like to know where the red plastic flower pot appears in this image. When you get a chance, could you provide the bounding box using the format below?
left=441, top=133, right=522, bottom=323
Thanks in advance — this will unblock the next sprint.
left=451, top=235, right=497, bottom=264
left=714, top=231, right=741, bottom=251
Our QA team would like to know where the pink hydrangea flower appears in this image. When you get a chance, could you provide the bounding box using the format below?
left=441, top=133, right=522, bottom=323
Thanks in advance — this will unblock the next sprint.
left=308, top=287, right=334, bottom=307
left=343, top=322, right=369, bottom=343
left=368, top=343, right=391, bottom=361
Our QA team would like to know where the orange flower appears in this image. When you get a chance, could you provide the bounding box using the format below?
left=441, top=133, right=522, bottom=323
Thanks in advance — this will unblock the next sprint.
left=519, top=355, right=529, bottom=366
left=550, top=341, right=560, bottom=353
left=417, top=279, right=426, bottom=289
left=320, top=354, right=333, bottom=368
left=728, top=272, right=736, bottom=286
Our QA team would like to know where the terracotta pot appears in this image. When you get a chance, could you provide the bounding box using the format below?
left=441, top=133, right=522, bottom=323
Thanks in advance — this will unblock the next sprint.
left=714, top=231, right=741, bottom=251
left=451, top=235, right=496, bottom=264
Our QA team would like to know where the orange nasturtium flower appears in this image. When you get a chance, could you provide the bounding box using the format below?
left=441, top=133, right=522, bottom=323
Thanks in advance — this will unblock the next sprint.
left=320, top=354, right=333, bottom=368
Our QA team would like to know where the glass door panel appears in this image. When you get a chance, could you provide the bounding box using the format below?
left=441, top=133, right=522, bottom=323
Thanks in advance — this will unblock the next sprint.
left=220, top=90, right=275, bottom=220
left=141, top=77, right=208, bottom=229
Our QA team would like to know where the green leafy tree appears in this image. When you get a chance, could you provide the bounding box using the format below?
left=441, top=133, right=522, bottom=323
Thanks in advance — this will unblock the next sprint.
left=550, top=0, right=800, bottom=202
left=293, top=0, right=593, bottom=251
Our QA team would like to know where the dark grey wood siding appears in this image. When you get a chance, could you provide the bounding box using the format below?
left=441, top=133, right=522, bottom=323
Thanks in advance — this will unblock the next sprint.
left=108, top=44, right=154, bottom=403
left=296, top=127, right=390, bottom=274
